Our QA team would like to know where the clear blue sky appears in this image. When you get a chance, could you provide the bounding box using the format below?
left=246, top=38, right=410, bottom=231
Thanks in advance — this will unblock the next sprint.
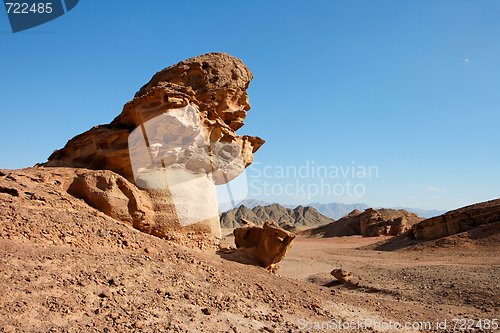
left=1, top=1, right=499, bottom=210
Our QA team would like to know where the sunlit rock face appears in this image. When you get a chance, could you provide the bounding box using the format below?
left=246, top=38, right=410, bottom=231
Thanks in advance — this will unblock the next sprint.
left=46, top=53, right=264, bottom=182
left=411, top=199, right=500, bottom=241
left=44, top=53, right=264, bottom=244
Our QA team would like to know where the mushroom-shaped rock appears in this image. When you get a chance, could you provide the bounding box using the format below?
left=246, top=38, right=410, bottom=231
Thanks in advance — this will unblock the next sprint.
left=44, top=53, right=264, bottom=244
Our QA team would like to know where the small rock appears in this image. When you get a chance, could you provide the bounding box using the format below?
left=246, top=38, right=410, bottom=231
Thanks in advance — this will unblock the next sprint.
left=201, top=307, right=211, bottom=315
left=330, top=268, right=356, bottom=285
left=134, top=321, right=143, bottom=329
left=144, top=247, right=154, bottom=254
left=110, top=312, right=119, bottom=320
left=98, top=291, right=111, bottom=298
left=3, top=325, right=15, bottom=333
left=108, top=277, right=120, bottom=286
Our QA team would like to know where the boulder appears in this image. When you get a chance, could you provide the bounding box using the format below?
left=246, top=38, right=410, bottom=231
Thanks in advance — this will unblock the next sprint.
left=330, top=268, right=357, bottom=285
left=232, top=220, right=296, bottom=271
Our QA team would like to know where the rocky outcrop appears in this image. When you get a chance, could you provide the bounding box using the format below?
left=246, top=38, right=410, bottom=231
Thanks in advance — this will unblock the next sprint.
left=220, top=204, right=334, bottom=229
left=0, top=167, right=221, bottom=248
left=45, top=53, right=264, bottom=182
left=303, top=208, right=422, bottom=237
left=411, top=199, right=500, bottom=241
left=359, top=208, right=422, bottom=237
left=41, top=53, right=264, bottom=242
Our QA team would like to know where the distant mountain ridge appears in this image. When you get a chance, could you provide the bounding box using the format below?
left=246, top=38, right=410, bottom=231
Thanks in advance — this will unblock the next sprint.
left=307, top=202, right=369, bottom=220
left=218, top=199, right=274, bottom=212
left=390, top=207, right=446, bottom=219
left=221, top=199, right=444, bottom=220
left=219, top=204, right=334, bottom=229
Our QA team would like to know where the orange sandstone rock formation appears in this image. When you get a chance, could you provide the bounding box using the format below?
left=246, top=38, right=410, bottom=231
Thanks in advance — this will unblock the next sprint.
left=42, top=53, right=264, bottom=245
left=411, top=199, right=500, bottom=241
left=45, top=53, right=264, bottom=182
left=232, top=220, right=296, bottom=271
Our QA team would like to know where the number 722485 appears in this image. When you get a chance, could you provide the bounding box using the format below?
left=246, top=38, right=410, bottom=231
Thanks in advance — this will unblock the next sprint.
left=5, top=2, right=53, bottom=14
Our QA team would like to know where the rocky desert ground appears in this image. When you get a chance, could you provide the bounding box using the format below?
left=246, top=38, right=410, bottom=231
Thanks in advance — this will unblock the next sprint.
left=1, top=187, right=498, bottom=332
left=1, top=165, right=498, bottom=333
left=221, top=223, right=500, bottom=332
